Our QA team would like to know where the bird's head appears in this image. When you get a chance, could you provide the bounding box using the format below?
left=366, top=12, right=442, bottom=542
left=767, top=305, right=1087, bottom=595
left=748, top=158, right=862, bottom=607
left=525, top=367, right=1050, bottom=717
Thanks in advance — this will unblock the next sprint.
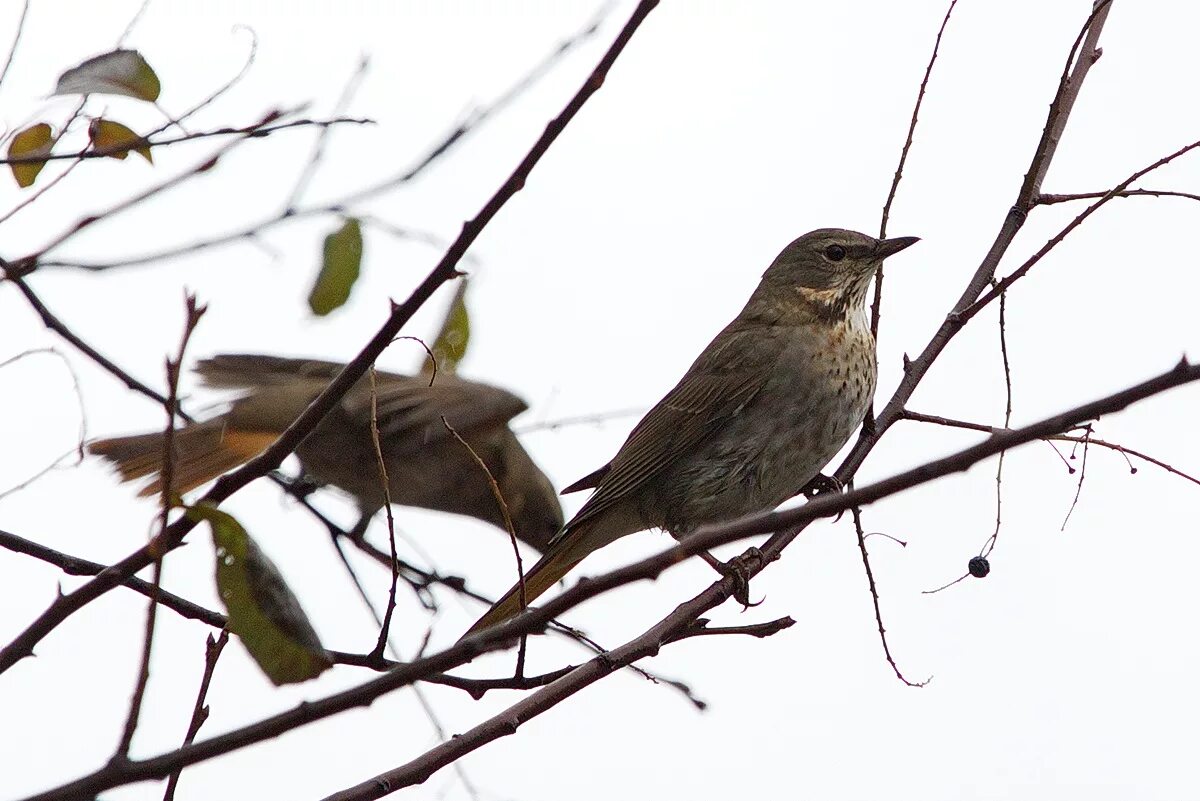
left=756, top=228, right=919, bottom=321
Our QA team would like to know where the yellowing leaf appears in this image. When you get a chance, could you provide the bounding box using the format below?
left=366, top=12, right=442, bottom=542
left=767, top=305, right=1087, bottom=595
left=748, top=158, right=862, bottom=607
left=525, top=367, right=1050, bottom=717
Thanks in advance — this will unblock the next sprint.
left=88, top=119, right=152, bottom=163
left=308, top=218, right=363, bottom=316
left=424, top=280, right=471, bottom=374
left=188, top=504, right=332, bottom=686
left=53, top=49, right=161, bottom=102
left=7, top=123, right=53, bottom=188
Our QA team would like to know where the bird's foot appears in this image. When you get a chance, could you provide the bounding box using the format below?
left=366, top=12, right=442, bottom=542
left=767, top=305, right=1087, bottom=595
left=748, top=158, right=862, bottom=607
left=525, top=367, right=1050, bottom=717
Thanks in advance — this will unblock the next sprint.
left=801, top=472, right=843, bottom=499
left=801, top=473, right=848, bottom=521
left=700, top=550, right=764, bottom=610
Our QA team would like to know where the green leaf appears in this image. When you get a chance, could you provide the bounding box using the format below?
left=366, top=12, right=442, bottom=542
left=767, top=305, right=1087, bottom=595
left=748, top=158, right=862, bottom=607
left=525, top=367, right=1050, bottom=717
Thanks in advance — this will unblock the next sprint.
left=88, top=118, right=152, bottom=163
left=7, top=123, right=53, bottom=188
left=188, top=504, right=332, bottom=686
left=308, top=218, right=363, bottom=316
left=53, top=49, right=161, bottom=101
left=425, top=280, right=471, bottom=374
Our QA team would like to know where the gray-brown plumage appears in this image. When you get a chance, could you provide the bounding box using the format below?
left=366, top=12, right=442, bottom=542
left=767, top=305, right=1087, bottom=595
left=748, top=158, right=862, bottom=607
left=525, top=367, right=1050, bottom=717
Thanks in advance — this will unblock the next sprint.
left=88, top=354, right=563, bottom=552
left=465, top=229, right=918, bottom=635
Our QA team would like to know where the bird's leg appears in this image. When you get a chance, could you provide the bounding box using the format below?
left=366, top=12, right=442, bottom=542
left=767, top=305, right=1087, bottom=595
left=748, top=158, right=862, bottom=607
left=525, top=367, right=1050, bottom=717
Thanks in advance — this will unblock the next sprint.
left=860, top=406, right=877, bottom=438
left=683, top=546, right=761, bottom=611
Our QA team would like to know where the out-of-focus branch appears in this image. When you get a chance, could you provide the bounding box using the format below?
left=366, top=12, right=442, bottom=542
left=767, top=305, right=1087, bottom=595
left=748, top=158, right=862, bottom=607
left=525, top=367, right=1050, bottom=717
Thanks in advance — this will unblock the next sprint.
left=0, top=117, right=373, bottom=166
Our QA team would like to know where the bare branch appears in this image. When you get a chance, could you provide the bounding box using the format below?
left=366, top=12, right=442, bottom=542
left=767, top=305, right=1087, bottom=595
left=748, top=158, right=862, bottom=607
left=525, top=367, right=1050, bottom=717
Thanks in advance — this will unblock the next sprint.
left=113, top=294, right=205, bottom=758
left=666, top=616, right=794, bottom=643
left=873, top=0, right=959, bottom=338
left=162, top=631, right=228, bottom=801
left=0, top=0, right=29, bottom=89
left=850, top=505, right=928, bottom=687
left=1037, top=188, right=1200, bottom=205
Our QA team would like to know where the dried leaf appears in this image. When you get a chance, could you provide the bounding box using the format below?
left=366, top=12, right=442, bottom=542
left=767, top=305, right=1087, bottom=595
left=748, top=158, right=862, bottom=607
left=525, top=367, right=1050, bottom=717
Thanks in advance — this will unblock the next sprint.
left=8, top=123, right=53, bottom=188
left=308, top=218, right=363, bottom=316
left=88, top=118, right=152, bottom=163
left=188, top=504, right=332, bottom=686
left=54, top=49, right=161, bottom=101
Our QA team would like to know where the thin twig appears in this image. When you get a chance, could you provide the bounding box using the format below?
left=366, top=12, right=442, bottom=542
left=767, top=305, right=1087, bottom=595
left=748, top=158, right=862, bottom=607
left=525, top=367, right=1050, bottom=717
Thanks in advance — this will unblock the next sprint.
left=850, top=505, right=928, bottom=687
left=162, top=630, right=228, bottom=801
left=0, top=528, right=227, bottom=627
left=1061, top=424, right=1092, bottom=530
left=367, top=367, right=401, bottom=658
left=117, top=0, right=153, bottom=46
left=286, top=58, right=370, bottom=209
left=968, top=137, right=1200, bottom=321
left=7, top=110, right=291, bottom=275
left=330, top=522, right=483, bottom=801
left=0, top=0, right=29, bottom=89
left=1037, top=188, right=1200, bottom=205
left=982, top=288, right=1014, bottom=559
left=0, top=348, right=87, bottom=500
left=873, top=0, right=959, bottom=338
left=113, top=295, right=205, bottom=758
left=1020, top=0, right=1113, bottom=202
left=441, top=416, right=527, bottom=678
left=32, top=3, right=606, bottom=275
left=5, top=276, right=192, bottom=419
left=666, top=616, right=794, bottom=643
left=899, top=410, right=1200, bottom=488
left=514, top=406, right=644, bottom=434
left=0, top=116, right=374, bottom=166
left=0, top=153, right=86, bottom=227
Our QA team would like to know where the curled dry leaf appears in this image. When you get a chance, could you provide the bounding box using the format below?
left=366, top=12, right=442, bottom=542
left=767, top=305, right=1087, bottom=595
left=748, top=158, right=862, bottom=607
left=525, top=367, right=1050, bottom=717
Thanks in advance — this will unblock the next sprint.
left=88, top=119, right=153, bottom=163
left=53, top=49, right=161, bottom=102
left=7, top=123, right=53, bottom=188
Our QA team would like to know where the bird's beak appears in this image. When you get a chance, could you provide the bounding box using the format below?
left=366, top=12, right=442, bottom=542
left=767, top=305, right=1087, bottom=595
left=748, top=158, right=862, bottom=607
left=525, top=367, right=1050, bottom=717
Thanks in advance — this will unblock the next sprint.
left=875, top=236, right=920, bottom=259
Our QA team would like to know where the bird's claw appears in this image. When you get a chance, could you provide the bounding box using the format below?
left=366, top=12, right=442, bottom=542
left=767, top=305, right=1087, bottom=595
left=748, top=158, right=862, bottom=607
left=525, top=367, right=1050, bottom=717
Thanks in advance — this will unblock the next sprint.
left=801, top=473, right=848, bottom=521
left=720, top=550, right=765, bottom=611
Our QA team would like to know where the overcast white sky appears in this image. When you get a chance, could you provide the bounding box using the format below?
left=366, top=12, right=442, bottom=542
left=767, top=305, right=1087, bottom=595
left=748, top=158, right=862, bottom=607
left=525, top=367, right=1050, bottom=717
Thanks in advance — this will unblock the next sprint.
left=2, top=1, right=1200, bottom=799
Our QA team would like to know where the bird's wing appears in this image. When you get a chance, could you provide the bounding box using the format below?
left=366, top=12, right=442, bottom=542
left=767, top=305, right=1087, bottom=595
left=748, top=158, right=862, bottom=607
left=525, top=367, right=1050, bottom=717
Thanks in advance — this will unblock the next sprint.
left=343, top=373, right=528, bottom=453
left=561, top=464, right=611, bottom=494
left=195, top=354, right=348, bottom=389
left=197, top=354, right=527, bottom=449
left=565, top=323, right=780, bottom=531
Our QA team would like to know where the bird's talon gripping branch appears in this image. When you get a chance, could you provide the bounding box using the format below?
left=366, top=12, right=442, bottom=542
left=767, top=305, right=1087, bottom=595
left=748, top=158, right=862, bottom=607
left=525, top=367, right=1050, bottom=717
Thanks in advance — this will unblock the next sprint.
left=801, top=472, right=844, bottom=499
left=720, top=552, right=764, bottom=611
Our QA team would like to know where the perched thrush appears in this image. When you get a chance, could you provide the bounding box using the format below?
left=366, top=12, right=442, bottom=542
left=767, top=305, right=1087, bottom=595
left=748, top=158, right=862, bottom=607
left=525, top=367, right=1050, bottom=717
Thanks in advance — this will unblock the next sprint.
left=466, top=228, right=918, bottom=635
left=89, top=354, right=564, bottom=552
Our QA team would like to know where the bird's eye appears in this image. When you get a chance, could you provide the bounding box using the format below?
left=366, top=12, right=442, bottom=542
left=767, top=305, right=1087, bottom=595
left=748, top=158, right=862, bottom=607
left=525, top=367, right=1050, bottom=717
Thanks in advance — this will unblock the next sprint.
left=824, top=244, right=847, bottom=262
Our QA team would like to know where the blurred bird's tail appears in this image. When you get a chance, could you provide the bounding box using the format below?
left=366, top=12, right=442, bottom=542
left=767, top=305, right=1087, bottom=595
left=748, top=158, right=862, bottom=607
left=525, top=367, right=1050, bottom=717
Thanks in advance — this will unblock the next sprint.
left=461, top=544, right=585, bottom=638
left=88, top=420, right=276, bottom=497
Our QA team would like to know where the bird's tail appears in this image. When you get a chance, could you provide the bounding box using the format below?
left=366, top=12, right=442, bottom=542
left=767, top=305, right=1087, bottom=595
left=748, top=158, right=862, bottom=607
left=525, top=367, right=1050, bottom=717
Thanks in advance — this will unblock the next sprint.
left=462, top=544, right=585, bottom=638
left=88, top=420, right=277, bottom=497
